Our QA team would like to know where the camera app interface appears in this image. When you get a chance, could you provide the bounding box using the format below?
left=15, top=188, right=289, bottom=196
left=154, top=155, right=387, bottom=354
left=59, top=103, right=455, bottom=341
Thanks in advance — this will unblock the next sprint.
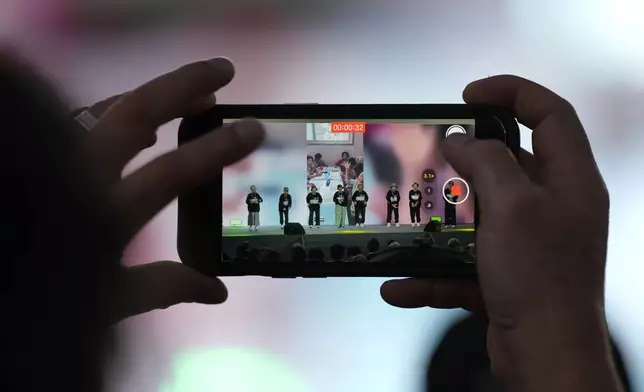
left=222, top=120, right=475, bottom=262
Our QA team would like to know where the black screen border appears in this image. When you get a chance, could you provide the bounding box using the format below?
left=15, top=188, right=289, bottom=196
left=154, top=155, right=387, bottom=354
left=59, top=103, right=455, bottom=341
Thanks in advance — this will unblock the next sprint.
left=177, top=104, right=520, bottom=278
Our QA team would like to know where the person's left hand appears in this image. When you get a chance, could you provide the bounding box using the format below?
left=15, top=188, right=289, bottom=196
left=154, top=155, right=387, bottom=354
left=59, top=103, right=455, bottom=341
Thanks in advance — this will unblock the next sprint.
left=74, top=58, right=265, bottom=323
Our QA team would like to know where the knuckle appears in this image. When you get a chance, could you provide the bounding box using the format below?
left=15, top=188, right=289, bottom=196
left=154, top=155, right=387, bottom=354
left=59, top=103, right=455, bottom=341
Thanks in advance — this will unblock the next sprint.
left=553, top=97, right=582, bottom=124
left=555, top=96, right=575, bottom=113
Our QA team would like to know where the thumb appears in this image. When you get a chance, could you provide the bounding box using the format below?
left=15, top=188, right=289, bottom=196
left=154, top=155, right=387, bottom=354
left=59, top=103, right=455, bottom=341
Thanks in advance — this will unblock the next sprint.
left=442, top=133, right=529, bottom=207
left=111, top=261, right=227, bottom=323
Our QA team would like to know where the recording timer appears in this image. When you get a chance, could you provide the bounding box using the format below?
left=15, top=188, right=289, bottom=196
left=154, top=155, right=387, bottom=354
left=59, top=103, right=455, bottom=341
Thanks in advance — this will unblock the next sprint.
left=331, top=122, right=366, bottom=133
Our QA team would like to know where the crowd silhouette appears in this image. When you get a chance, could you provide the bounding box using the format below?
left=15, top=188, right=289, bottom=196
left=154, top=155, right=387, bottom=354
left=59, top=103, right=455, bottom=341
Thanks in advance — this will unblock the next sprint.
left=227, top=235, right=474, bottom=263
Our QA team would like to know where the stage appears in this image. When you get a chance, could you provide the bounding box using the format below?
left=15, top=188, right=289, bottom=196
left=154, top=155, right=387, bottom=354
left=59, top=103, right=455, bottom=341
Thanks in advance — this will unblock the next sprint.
left=222, top=224, right=475, bottom=257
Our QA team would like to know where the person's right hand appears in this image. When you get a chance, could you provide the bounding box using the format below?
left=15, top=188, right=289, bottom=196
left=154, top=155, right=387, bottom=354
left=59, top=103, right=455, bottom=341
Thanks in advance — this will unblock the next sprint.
left=381, top=76, right=621, bottom=392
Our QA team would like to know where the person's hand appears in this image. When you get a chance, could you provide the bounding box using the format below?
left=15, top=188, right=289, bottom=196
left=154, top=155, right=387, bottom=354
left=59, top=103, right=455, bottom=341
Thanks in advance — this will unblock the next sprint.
left=381, top=76, right=618, bottom=391
left=76, top=58, right=265, bottom=323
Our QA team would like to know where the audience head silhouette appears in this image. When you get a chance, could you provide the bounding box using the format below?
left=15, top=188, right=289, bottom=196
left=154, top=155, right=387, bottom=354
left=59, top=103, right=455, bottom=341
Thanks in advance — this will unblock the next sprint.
left=366, top=237, right=380, bottom=253
left=347, top=246, right=362, bottom=258
left=308, top=247, right=325, bottom=261
left=447, top=238, right=461, bottom=249
left=291, top=243, right=307, bottom=262
left=330, top=244, right=346, bottom=261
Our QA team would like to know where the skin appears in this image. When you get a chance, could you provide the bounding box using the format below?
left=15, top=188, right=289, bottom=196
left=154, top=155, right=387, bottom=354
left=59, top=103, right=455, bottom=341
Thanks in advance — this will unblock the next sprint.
left=76, top=57, right=266, bottom=321
left=381, top=76, right=622, bottom=392
left=3, top=52, right=622, bottom=392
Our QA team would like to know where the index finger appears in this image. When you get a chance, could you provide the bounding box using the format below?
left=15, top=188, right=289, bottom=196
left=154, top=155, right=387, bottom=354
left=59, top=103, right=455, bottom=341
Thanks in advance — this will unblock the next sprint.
left=86, top=57, right=234, bottom=181
left=463, top=75, right=597, bottom=181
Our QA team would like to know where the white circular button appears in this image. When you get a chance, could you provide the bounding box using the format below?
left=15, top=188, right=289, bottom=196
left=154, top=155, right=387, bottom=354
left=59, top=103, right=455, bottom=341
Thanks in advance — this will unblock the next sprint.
left=446, top=125, right=467, bottom=137
left=442, top=177, right=470, bottom=205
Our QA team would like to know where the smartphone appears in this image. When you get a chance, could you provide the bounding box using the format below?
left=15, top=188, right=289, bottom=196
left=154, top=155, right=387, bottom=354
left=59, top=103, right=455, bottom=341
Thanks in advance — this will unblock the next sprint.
left=177, top=104, right=520, bottom=278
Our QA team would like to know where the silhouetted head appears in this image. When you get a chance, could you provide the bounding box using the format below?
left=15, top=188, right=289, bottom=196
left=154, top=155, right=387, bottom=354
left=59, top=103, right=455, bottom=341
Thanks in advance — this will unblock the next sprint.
left=330, top=244, right=345, bottom=261
left=283, top=187, right=289, bottom=195
left=366, top=237, right=380, bottom=253
left=308, top=247, right=325, bottom=261
left=341, top=151, right=350, bottom=160
left=347, top=246, right=361, bottom=257
left=250, top=185, right=257, bottom=193
left=447, top=238, right=461, bottom=249
left=352, top=254, right=368, bottom=262
left=259, top=248, right=280, bottom=262
left=291, top=244, right=307, bottom=262
left=413, top=182, right=420, bottom=190
left=311, top=186, right=317, bottom=194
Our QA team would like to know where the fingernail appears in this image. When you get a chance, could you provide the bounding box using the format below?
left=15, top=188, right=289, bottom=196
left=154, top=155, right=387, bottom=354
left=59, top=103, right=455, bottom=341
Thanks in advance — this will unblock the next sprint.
left=199, top=282, right=228, bottom=304
left=233, top=119, right=266, bottom=146
left=508, top=149, right=518, bottom=163
left=207, top=57, right=235, bottom=81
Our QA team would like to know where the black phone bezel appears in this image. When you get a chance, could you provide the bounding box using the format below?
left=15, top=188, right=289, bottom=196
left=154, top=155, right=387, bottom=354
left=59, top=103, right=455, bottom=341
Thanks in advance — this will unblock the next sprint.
left=177, top=104, right=520, bottom=278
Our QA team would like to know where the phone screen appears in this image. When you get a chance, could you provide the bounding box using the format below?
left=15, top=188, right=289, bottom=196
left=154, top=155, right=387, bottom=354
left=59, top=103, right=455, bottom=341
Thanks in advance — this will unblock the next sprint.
left=221, top=120, right=475, bottom=262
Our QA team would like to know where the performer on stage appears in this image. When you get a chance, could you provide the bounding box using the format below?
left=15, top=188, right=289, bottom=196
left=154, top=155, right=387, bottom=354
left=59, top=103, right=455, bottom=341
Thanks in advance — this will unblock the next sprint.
left=352, top=183, right=369, bottom=227
left=385, top=183, right=401, bottom=227
left=333, top=184, right=348, bottom=228
left=306, top=186, right=323, bottom=228
left=444, top=181, right=458, bottom=227
left=409, top=182, right=422, bottom=227
left=245, top=185, right=263, bottom=231
left=278, top=187, right=292, bottom=229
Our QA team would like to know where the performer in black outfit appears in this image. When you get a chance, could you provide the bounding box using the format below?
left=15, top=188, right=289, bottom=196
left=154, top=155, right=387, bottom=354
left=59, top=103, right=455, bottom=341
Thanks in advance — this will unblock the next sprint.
left=351, top=183, right=369, bottom=227
left=278, top=187, right=292, bottom=228
left=444, top=181, right=458, bottom=227
left=385, top=183, right=401, bottom=227
left=409, top=182, right=422, bottom=227
left=306, top=186, right=323, bottom=228
left=245, top=185, right=263, bottom=231
left=332, top=184, right=348, bottom=228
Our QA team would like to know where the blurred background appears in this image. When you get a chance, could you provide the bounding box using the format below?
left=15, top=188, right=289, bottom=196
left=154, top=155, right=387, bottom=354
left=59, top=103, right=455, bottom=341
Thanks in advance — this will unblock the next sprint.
left=2, top=0, right=643, bottom=390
